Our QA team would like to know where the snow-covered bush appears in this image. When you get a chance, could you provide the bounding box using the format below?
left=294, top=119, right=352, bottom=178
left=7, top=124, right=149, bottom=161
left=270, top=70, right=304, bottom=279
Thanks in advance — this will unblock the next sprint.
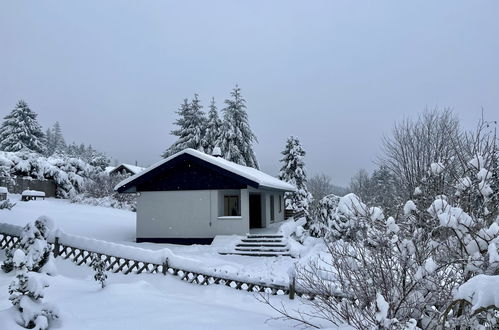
left=2, top=217, right=54, bottom=274
left=270, top=120, right=499, bottom=329
left=90, top=253, right=107, bottom=288
left=8, top=249, right=59, bottom=330
left=0, top=150, right=100, bottom=198
left=71, top=171, right=137, bottom=211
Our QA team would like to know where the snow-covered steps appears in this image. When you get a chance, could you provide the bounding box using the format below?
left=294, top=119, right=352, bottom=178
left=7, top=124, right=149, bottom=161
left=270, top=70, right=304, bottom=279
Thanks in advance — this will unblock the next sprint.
left=220, top=234, right=293, bottom=257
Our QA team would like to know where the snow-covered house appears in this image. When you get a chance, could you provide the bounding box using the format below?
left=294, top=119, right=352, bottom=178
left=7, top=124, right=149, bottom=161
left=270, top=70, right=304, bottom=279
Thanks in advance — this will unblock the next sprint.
left=115, top=148, right=295, bottom=244
left=108, top=163, right=145, bottom=176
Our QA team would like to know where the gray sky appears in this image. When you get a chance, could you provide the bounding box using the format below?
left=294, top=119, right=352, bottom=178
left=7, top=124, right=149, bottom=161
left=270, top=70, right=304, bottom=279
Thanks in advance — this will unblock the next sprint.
left=1, top=1, right=498, bottom=186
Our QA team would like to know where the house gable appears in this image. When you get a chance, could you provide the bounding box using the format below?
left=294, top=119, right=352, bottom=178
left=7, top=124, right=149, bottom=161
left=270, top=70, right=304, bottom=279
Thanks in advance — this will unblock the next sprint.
left=117, top=153, right=259, bottom=193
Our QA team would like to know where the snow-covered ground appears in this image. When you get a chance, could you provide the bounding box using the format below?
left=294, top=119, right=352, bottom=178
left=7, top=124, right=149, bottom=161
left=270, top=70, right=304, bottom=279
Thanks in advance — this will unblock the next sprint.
left=0, top=251, right=301, bottom=330
left=0, top=195, right=299, bottom=286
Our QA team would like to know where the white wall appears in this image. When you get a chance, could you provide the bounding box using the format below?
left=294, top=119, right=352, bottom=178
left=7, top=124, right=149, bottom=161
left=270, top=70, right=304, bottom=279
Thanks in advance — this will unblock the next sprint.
left=136, top=189, right=250, bottom=239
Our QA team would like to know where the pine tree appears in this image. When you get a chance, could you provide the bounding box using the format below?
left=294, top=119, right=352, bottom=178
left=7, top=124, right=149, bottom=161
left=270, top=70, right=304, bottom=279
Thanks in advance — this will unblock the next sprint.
left=278, top=136, right=313, bottom=218
left=8, top=249, right=58, bottom=329
left=367, top=165, right=401, bottom=217
left=203, top=97, right=222, bottom=155
left=2, top=217, right=52, bottom=273
left=162, top=95, right=206, bottom=158
left=0, top=100, right=46, bottom=154
left=51, top=121, right=66, bottom=155
left=217, top=85, right=259, bottom=168
left=45, top=128, right=53, bottom=156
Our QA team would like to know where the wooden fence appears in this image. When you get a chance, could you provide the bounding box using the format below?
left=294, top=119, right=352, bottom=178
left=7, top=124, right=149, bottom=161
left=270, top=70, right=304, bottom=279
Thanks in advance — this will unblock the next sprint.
left=0, top=230, right=314, bottom=300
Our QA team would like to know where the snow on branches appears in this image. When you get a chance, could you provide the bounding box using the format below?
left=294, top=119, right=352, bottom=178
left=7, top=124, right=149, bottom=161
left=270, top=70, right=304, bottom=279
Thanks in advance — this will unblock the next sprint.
left=0, top=150, right=99, bottom=198
left=279, top=136, right=312, bottom=219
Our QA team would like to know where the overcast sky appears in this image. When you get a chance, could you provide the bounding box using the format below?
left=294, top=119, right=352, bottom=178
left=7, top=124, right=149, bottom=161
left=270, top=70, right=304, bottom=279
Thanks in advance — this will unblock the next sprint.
left=0, top=1, right=498, bottom=186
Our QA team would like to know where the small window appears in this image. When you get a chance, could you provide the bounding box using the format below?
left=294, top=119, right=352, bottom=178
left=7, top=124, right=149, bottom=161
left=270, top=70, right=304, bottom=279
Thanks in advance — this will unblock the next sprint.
left=279, top=195, right=282, bottom=213
left=224, top=195, right=240, bottom=216
left=270, top=195, right=275, bottom=221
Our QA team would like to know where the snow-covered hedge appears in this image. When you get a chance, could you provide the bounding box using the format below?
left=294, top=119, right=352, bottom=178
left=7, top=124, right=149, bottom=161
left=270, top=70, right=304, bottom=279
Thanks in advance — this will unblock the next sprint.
left=0, top=151, right=99, bottom=198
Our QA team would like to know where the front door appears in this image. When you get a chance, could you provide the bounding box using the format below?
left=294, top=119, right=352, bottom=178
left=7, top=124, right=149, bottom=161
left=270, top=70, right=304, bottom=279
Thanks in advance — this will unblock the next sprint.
left=249, top=194, right=262, bottom=228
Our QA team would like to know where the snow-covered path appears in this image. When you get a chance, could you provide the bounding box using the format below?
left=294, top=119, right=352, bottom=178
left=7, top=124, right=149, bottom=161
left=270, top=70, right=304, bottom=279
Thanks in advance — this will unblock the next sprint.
left=0, top=254, right=298, bottom=330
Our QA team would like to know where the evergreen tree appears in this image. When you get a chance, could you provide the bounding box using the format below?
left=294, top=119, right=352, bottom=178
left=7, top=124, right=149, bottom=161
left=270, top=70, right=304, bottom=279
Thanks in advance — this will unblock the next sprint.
left=203, top=97, right=222, bottom=155
left=45, top=128, right=53, bottom=156
left=51, top=121, right=66, bottom=155
left=217, top=85, right=259, bottom=168
left=0, top=100, right=46, bottom=154
left=366, top=165, right=401, bottom=217
left=162, top=95, right=206, bottom=158
left=278, top=136, right=313, bottom=218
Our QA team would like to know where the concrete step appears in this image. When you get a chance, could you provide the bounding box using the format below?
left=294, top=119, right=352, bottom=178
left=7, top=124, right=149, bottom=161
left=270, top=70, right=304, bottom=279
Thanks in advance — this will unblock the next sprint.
left=246, top=234, right=284, bottom=239
left=241, top=239, right=283, bottom=243
left=236, top=243, right=288, bottom=248
left=235, top=248, right=289, bottom=252
left=220, top=251, right=292, bottom=257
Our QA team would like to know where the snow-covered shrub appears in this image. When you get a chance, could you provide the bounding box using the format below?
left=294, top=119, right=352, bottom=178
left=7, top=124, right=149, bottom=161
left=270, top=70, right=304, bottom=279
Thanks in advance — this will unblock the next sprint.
left=270, top=128, right=499, bottom=329
left=0, top=199, right=16, bottom=210
left=2, top=217, right=54, bottom=274
left=71, top=171, right=137, bottom=211
left=0, top=150, right=100, bottom=198
left=90, top=253, right=107, bottom=288
left=8, top=249, right=59, bottom=330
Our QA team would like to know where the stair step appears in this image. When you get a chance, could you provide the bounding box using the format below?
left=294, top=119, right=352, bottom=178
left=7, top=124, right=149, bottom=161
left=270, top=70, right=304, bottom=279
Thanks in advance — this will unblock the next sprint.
left=236, top=244, right=287, bottom=248
left=220, top=252, right=292, bottom=257
left=235, top=248, right=289, bottom=252
left=241, top=239, right=283, bottom=243
left=247, top=235, right=283, bottom=239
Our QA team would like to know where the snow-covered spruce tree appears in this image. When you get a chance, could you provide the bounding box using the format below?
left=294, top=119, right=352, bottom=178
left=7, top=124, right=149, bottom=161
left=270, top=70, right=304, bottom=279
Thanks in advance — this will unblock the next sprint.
left=9, top=249, right=59, bottom=330
left=90, top=253, right=107, bottom=288
left=366, top=165, right=402, bottom=217
left=217, top=85, right=259, bottom=168
left=278, top=136, right=312, bottom=219
left=49, top=122, right=66, bottom=155
left=0, top=100, right=46, bottom=154
left=163, top=95, right=206, bottom=158
left=2, top=217, right=53, bottom=274
left=203, top=97, right=222, bottom=155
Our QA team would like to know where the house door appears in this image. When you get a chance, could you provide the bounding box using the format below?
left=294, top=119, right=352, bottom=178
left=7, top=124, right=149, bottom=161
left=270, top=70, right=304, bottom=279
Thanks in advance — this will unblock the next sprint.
left=249, top=194, right=262, bottom=228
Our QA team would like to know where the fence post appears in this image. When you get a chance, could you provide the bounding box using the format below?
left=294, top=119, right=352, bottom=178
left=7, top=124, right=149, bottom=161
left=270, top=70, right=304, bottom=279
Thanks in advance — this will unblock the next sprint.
left=53, top=237, right=60, bottom=258
left=289, top=276, right=295, bottom=300
left=162, top=258, right=168, bottom=275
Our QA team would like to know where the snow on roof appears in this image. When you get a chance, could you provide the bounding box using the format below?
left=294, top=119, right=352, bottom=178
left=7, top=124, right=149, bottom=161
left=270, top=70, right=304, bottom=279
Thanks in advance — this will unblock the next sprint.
left=110, top=163, right=146, bottom=175
left=115, top=148, right=295, bottom=192
left=0, top=187, right=8, bottom=194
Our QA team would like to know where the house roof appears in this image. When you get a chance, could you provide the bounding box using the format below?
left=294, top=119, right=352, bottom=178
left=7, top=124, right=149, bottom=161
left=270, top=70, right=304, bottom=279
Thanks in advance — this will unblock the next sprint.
left=114, top=148, right=295, bottom=192
left=109, top=163, right=146, bottom=175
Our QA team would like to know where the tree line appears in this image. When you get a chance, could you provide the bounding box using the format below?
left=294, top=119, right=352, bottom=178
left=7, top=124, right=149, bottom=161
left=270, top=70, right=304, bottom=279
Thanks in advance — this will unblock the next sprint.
left=0, top=100, right=110, bottom=169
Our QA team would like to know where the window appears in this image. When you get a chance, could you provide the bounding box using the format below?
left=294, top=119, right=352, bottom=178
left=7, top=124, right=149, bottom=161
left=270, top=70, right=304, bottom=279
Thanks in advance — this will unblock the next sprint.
left=270, top=195, right=275, bottom=221
left=224, top=195, right=240, bottom=216
left=279, top=195, right=282, bottom=213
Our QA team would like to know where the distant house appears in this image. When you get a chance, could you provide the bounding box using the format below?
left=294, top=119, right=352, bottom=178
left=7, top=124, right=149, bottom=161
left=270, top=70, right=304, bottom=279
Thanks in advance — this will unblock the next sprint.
left=115, top=148, right=295, bottom=244
left=108, top=163, right=145, bottom=176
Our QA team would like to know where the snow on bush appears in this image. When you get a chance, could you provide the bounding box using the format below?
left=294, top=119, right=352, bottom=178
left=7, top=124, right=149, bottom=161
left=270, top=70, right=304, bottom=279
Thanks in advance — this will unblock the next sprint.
left=70, top=171, right=137, bottom=211
left=2, top=217, right=54, bottom=274
left=0, top=199, right=16, bottom=210
left=0, top=150, right=99, bottom=198
left=8, top=249, right=59, bottom=330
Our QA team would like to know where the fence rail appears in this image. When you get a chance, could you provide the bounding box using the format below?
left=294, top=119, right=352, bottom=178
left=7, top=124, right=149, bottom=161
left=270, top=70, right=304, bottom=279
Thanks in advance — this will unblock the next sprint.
left=0, top=230, right=315, bottom=300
